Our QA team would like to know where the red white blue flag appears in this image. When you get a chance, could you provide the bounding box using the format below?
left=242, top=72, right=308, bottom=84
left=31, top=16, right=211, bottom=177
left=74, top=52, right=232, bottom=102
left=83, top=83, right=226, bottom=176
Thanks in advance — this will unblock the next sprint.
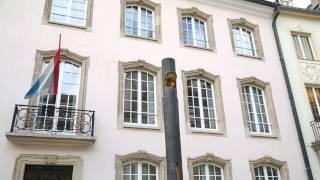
left=24, top=47, right=61, bottom=99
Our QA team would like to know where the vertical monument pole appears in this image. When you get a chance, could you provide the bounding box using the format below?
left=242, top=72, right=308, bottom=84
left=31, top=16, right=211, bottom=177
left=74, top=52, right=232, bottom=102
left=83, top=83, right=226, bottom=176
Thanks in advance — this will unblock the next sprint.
left=162, top=58, right=183, bottom=180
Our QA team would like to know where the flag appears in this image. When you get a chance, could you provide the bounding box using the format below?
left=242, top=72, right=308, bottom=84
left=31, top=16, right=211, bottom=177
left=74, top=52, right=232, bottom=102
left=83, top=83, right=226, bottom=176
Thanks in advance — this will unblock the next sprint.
left=24, top=48, right=61, bottom=99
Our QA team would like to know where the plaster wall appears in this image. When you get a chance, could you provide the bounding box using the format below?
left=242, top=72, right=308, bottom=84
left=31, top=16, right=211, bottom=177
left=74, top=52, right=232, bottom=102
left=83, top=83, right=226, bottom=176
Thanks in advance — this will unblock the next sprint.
left=0, top=0, right=308, bottom=179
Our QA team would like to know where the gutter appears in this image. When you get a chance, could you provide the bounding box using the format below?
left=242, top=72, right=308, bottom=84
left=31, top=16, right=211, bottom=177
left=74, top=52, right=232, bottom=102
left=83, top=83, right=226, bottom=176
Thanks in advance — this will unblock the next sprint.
left=272, top=5, right=314, bottom=180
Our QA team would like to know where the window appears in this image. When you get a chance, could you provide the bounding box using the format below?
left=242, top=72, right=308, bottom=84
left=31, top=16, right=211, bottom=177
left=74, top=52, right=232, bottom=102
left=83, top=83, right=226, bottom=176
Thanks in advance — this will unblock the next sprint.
left=12, top=154, right=82, bottom=180
left=249, top=156, right=289, bottom=180
left=187, top=79, right=217, bottom=131
left=238, top=77, right=279, bottom=137
left=232, top=27, right=256, bottom=57
left=116, top=151, right=166, bottom=180
left=228, top=18, right=264, bottom=58
left=122, top=162, right=158, bottom=180
left=43, top=0, right=94, bottom=29
left=254, top=165, right=280, bottom=180
left=182, top=69, right=226, bottom=135
left=121, top=0, right=161, bottom=41
left=306, top=86, right=320, bottom=121
left=177, top=7, right=216, bottom=50
left=193, top=164, right=223, bottom=180
left=125, top=6, right=154, bottom=39
left=123, top=71, right=157, bottom=126
left=118, top=60, right=162, bottom=129
left=292, top=33, right=315, bottom=60
left=31, top=49, right=89, bottom=132
left=241, top=85, right=271, bottom=134
left=188, top=154, right=232, bottom=180
left=182, top=17, right=208, bottom=48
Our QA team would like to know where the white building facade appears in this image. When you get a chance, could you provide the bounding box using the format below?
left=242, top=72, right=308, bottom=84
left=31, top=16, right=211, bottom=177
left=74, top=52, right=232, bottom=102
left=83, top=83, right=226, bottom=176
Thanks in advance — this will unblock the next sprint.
left=0, top=0, right=310, bottom=179
left=275, top=3, right=320, bottom=180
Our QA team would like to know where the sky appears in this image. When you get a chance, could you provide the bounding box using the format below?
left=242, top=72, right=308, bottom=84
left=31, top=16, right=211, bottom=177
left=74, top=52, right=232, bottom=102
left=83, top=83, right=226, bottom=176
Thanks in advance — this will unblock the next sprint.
left=266, top=0, right=311, bottom=8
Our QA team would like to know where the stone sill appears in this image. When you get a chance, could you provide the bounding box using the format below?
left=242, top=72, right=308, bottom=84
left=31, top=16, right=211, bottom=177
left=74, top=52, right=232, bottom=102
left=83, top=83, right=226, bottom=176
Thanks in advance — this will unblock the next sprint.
left=6, top=132, right=96, bottom=147
left=312, top=140, right=320, bottom=152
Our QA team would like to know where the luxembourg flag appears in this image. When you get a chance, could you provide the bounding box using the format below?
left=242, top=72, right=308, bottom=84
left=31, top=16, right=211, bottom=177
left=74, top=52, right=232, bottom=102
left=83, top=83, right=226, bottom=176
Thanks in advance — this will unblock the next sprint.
left=24, top=48, right=61, bottom=99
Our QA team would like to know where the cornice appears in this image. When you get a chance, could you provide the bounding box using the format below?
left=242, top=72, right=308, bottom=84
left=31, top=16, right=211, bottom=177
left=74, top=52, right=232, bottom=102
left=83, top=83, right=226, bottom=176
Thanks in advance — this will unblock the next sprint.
left=185, top=0, right=274, bottom=18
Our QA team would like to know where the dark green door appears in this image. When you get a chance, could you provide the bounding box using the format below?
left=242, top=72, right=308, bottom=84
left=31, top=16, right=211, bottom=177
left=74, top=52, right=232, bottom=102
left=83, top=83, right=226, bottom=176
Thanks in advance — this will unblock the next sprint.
left=23, top=165, right=73, bottom=180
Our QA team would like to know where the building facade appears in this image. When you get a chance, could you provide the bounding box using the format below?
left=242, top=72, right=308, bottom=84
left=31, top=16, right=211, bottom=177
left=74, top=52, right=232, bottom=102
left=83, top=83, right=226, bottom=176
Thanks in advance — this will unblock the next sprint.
left=0, top=0, right=311, bottom=179
left=275, top=2, right=320, bottom=180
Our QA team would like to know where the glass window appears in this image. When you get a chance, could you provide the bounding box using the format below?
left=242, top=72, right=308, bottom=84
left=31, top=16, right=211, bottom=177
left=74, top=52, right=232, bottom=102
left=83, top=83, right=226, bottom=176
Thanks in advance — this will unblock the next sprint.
left=241, top=85, right=271, bottom=134
left=125, top=6, right=154, bottom=39
left=292, top=34, right=314, bottom=60
left=49, top=0, right=88, bottom=27
left=187, top=79, right=218, bottom=131
left=193, top=164, right=223, bottom=180
left=254, top=165, right=280, bottom=180
left=306, top=87, right=320, bottom=121
left=182, top=16, right=208, bottom=48
left=36, top=61, right=81, bottom=131
left=232, top=26, right=256, bottom=56
left=123, top=162, right=158, bottom=180
left=124, top=71, right=157, bottom=126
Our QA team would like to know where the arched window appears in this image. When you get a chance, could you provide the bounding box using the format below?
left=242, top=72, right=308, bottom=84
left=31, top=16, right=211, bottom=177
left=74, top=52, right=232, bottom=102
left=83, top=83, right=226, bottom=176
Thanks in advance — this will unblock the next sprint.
left=122, top=162, right=158, bottom=180
left=250, top=156, right=289, bottom=180
left=232, top=26, right=256, bottom=56
left=254, top=165, right=280, bottom=180
left=193, top=164, right=223, bottom=180
left=118, top=60, right=162, bottom=129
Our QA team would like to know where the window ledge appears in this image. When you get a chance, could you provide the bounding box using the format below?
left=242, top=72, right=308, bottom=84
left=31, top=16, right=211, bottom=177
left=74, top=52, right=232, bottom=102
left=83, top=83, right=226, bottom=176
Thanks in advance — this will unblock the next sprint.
left=249, top=133, right=278, bottom=139
left=190, top=129, right=225, bottom=136
left=312, top=140, right=320, bottom=152
left=124, top=34, right=160, bottom=43
left=299, top=59, right=320, bottom=63
left=45, top=20, right=91, bottom=32
left=236, top=53, right=264, bottom=60
left=123, top=123, right=161, bottom=130
left=184, top=44, right=215, bottom=52
left=6, top=132, right=96, bottom=147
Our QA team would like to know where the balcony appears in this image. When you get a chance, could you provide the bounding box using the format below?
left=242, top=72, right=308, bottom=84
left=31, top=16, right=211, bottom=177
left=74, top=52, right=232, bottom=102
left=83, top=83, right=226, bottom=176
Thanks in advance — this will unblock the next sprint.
left=311, top=121, right=320, bottom=151
left=6, top=104, right=96, bottom=147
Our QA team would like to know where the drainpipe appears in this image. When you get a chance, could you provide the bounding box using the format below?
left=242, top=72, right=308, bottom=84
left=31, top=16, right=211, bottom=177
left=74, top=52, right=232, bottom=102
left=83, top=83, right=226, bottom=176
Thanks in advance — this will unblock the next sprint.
left=272, top=5, right=314, bottom=180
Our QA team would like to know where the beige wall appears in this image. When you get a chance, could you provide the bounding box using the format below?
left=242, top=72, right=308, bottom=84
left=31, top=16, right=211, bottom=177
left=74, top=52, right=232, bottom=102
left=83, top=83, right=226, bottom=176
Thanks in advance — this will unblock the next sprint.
left=0, top=0, right=308, bottom=179
left=277, top=12, right=320, bottom=180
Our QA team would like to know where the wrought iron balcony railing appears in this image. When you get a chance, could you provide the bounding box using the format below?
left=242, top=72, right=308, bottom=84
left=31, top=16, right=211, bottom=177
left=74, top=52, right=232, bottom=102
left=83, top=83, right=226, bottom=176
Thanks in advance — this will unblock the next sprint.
left=311, top=121, right=320, bottom=143
left=10, top=104, right=95, bottom=136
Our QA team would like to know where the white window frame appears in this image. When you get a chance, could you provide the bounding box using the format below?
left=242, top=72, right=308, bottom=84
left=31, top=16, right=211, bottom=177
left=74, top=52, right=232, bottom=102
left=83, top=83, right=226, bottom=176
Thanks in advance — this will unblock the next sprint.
left=254, top=165, right=281, bottom=180
left=125, top=5, right=155, bottom=39
left=122, top=161, right=159, bottom=180
left=123, top=70, right=158, bottom=128
left=292, top=34, right=315, bottom=60
left=187, top=78, right=218, bottom=132
left=192, top=163, right=224, bottom=180
left=182, top=16, right=209, bottom=48
left=49, top=0, right=89, bottom=27
left=232, top=26, right=257, bottom=57
left=242, top=85, right=272, bottom=135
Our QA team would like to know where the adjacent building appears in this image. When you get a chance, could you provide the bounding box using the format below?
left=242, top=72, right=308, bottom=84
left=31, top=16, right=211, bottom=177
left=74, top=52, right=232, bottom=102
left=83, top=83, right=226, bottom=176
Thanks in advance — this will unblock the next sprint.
left=274, top=1, right=320, bottom=179
left=0, top=0, right=314, bottom=180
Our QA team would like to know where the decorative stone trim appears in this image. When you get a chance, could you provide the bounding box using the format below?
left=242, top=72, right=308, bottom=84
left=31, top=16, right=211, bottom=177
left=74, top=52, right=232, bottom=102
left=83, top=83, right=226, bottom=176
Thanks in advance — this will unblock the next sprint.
left=177, top=7, right=216, bottom=51
left=42, top=0, right=94, bottom=31
left=228, top=18, right=264, bottom=59
left=181, top=69, right=226, bottom=135
left=237, top=77, right=280, bottom=138
left=29, top=49, right=89, bottom=110
left=120, top=0, right=162, bottom=42
left=118, top=60, right=163, bottom=130
left=188, top=153, right=233, bottom=180
left=115, top=151, right=166, bottom=180
left=12, top=154, right=82, bottom=180
left=249, top=156, right=290, bottom=180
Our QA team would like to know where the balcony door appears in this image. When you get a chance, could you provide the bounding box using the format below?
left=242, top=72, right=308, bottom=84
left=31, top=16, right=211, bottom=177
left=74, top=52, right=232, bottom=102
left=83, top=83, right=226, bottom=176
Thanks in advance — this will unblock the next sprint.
left=34, top=60, right=81, bottom=132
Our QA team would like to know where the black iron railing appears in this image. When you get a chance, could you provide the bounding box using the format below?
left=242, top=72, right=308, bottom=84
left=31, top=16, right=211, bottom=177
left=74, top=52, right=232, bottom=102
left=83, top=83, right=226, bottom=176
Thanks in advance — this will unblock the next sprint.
left=10, top=104, right=95, bottom=136
left=311, top=121, right=320, bottom=143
